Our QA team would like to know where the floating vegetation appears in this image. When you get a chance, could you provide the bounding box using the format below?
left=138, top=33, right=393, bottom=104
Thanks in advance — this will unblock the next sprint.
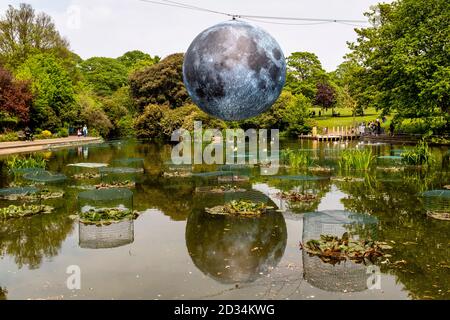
left=218, top=175, right=250, bottom=183
left=421, top=189, right=450, bottom=217
left=195, top=185, right=246, bottom=194
left=0, top=187, right=39, bottom=199
left=376, top=166, right=404, bottom=172
left=7, top=155, right=47, bottom=171
left=73, top=172, right=101, bottom=180
left=331, top=176, right=365, bottom=182
left=277, top=191, right=317, bottom=203
left=78, top=207, right=140, bottom=225
left=426, top=211, right=450, bottom=221
left=339, top=149, right=374, bottom=171
left=95, top=181, right=135, bottom=189
left=0, top=204, right=54, bottom=219
left=205, top=200, right=273, bottom=217
left=23, top=171, right=67, bottom=183
left=1, top=189, right=64, bottom=201
left=100, top=167, right=144, bottom=174
left=163, top=171, right=192, bottom=178
left=271, top=175, right=329, bottom=181
left=300, top=233, right=393, bottom=264
left=309, top=166, right=333, bottom=173
left=67, top=163, right=108, bottom=168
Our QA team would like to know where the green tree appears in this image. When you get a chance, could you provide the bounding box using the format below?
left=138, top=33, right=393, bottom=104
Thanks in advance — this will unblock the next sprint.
left=242, top=91, right=312, bottom=136
left=285, top=52, right=326, bottom=99
left=130, top=53, right=189, bottom=111
left=0, top=3, right=69, bottom=70
left=101, top=86, right=136, bottom=137
left=75, top=90, right=112, bottom=137
left=117, top=50, right=160, bottom=73
left=79, top=57, right=128, bottom=96
left=348, top=0, right=450, bottom=122
left=16, top=53, right=76, bottom=130
left=135, top=104, right=168, bottom=139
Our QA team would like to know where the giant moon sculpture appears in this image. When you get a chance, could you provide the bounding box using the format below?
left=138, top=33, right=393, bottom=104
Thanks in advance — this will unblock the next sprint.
left=183, top=20, right=287, bottom=121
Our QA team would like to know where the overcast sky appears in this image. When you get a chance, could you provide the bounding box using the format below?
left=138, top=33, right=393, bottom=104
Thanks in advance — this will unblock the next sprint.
left=1, top=0, right=392, bottom=71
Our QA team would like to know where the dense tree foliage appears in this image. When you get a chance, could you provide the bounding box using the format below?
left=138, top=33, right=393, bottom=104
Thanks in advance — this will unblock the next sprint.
left=80, top=57, right=128, bottom=96
left=118, top=50, right=160, bottom=73
left=285, top=52, right=326, bottom=99
left=0, top=66, right=32, bottom=127
left=242, top=91, right=312, bottom=136
left=347, top=0, right=450, bottom=122
left=130, top=53, right=189, bottom=110
left=0, top=4, right=69, bottom=69
left=16, top=53, right=76, bottom=130
left=315, top=82, right=337, bottom=112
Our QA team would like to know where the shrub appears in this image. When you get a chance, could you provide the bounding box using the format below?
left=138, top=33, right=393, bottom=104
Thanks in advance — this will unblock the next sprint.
left=37, top=130, right=53, bottom=139
left=0, top=132, right=19, bottom=142
left=56, top=128, right=69, bottom=138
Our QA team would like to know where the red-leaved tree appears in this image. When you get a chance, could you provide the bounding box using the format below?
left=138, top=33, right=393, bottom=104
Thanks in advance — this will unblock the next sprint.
left=0, top=66, right=33, bottom=124
left=315, top=82, right=337, bottom=112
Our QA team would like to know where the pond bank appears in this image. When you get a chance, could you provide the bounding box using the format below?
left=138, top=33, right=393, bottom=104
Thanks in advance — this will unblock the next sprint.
left=0, top=136, right=103, bottom=156
left=363, top=134, right=450, bottom=146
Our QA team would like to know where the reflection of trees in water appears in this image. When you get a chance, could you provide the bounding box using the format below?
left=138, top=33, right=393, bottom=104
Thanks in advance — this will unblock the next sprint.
left=338, top=172, right=450, bottom=299
left=0, top=211, right=74, bottom=269
left=186, top=207, right=287, bottom=284
left=0, top=286, right=7, bottom=300
left=133, top=178, right=195, bottom=221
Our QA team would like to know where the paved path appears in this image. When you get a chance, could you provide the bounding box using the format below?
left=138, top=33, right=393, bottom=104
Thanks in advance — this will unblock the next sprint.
left=0, top=136, right=103, bottom=156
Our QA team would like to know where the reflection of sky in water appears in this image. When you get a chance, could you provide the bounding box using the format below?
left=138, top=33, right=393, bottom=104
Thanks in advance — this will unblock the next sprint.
left=0, top=140, right=447, bottom=299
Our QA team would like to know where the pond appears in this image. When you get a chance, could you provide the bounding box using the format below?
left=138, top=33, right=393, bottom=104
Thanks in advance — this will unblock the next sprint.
left=0, top=139, right=449, bottom=300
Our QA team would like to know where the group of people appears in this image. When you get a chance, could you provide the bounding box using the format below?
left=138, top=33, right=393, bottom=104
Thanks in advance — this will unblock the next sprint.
left=359, top=118, right=385, bottom=136
left=77, top=125, right=88, bottom=138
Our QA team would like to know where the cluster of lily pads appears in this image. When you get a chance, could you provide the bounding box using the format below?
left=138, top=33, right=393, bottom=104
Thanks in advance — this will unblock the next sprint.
left=205, top=200, right=272, bottom=217
left=1, top=189, right=64, bottom=201
left=78, top=207, right=140, bottom=225
left=73, top=172, right=101, bottom=180
left=196, top=185, right=246, bottom=194
left=300, top=233, right=393, bottom=264
left=94, top=180, right=135, bottom=189
left=163, top=171, right=192, bottom=178
left=277, top=191, right=317, bottom=203
left=0, top=204, right=54, bottom=219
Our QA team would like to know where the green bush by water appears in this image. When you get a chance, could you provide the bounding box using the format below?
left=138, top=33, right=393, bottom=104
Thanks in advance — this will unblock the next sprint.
left=401, top=140, right=433, bottom=165
left=339, top=149, right=374, bottom=171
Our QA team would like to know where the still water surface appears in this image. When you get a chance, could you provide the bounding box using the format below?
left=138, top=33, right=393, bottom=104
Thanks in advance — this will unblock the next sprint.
left=0, top=139, right=448, bottom=300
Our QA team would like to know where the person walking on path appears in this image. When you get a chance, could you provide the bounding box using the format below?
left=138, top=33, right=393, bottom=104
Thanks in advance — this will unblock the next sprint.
left=82, top=125, right=88, bottom=137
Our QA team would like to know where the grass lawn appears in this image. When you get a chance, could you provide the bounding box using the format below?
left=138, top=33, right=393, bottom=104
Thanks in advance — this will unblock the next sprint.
left=309, top=107, right=391, bottom=131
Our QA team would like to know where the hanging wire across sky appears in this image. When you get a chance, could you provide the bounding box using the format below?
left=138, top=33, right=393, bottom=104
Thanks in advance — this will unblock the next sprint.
left=138, top=0, right=370, bottom=27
